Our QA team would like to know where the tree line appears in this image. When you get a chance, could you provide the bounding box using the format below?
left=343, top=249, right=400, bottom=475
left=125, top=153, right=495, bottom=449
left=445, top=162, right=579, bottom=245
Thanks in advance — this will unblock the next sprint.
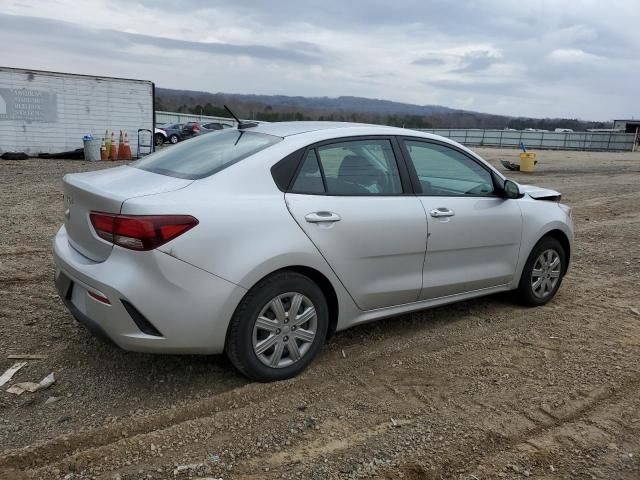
left=156, top=97, right=610, bottom=131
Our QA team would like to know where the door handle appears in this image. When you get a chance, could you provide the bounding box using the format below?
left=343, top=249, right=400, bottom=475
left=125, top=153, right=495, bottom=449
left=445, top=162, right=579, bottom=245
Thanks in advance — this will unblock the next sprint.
left=429, top=207, right=455, bottom=218
left=305, top=211, right=342, bottom=223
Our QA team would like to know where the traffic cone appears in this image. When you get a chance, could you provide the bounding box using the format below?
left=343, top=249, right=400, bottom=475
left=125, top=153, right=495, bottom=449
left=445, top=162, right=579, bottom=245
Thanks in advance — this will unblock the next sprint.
left=122, top=131, right=132, bottom=160
left=117, top=130, right=126, bottom=160
left=109, top=131, right=118, bottom=160
left=100, top=138, right=107, bottom=161
left=104, top=129, right=111, bottom=159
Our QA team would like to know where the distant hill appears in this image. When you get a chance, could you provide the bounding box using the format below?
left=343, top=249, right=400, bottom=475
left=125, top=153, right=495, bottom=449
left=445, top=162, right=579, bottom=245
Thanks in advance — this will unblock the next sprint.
left=155, top=88, right=610, bottom=131
left=157, top=88, right=457, bottom=114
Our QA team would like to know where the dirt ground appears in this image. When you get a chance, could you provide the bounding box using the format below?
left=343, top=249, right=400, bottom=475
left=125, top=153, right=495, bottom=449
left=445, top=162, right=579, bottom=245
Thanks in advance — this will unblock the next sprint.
left=0, top=147, right=639, bottom=480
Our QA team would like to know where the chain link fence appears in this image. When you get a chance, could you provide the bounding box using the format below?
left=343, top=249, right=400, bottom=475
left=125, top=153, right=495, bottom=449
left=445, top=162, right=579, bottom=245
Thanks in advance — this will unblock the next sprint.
left=155, top=112, right=636, bottom=152
left=417, top=129, right=635, bottom=152
left=156, top=111, right=236, bottom=126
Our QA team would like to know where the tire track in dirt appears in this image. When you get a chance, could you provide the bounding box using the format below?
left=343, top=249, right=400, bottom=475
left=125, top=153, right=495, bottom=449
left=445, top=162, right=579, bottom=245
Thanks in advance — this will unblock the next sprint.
left=12, top=272, right=640, bottom=479
left=458, top=378, right=640, bottom=479
left=1, top=300, right=525, bottom=473
left=231, top=371, right=640, bottom=479
left=0, top=274, right=50, bottom=286
left=0, top=249, right=47, bottom=257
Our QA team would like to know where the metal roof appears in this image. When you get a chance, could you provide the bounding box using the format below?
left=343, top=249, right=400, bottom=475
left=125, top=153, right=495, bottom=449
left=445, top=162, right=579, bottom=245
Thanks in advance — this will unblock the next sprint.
left=0, top=66, right=153, bottom=85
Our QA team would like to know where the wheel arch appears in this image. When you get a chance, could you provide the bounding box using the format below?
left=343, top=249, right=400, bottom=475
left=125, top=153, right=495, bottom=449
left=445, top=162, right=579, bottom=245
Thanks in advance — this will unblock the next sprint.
left=237, top=265, right=340, bottom=339
left=540, top=228, right=571, bottom=274
left=514, top=223, right=573, bottom=289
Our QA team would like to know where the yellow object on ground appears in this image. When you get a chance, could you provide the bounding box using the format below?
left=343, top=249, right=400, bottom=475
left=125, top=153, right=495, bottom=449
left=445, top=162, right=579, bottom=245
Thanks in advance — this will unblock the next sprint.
left=519, top=152, right=536, bottom=172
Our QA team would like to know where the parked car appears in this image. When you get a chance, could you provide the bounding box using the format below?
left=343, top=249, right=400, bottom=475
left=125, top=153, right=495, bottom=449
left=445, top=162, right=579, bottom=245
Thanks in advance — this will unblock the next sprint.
left=181, top=121, right=233, bottom=140
left=179, top=121, right=201, bottom=140
left=154, top=128, right=167, bottom=146
left=54, top=122, right=574, bottom=382
left=159, top=123, right=184, bottom=144
left=202, top=122, right=233, bottom=131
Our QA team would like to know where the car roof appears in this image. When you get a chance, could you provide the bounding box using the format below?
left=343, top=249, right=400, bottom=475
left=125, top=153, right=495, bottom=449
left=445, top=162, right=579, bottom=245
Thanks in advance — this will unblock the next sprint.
left=242, top=121, right=503, bottom=178
left=247, top=121, right=468, bottom=148
left=249, top=121, right=408, bottom=138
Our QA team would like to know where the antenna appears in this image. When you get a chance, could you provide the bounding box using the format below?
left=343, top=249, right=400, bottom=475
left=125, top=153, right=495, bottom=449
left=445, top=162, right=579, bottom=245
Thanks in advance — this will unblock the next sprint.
left=224, top=105, right=258, bottom=129
left=224, top=104, right=241, bottom=125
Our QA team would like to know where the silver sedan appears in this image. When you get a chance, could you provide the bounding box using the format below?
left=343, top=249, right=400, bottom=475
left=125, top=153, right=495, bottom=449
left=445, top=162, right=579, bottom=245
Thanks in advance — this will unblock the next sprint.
left=53, top=122, right=574, bottom=381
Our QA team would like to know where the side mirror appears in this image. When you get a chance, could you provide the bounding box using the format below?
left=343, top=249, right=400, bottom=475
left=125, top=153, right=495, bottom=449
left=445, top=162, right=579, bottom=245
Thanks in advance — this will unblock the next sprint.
left=503, top=179, right=521, bottom=199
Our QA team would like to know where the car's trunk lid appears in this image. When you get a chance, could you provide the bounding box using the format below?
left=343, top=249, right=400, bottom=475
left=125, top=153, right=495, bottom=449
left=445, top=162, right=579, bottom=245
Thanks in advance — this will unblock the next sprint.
left=63, top=166, right=193, bottom=261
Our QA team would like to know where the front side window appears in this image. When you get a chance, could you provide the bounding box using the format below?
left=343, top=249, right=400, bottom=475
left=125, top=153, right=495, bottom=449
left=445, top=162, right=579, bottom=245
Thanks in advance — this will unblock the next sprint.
left=291, top=139, right=402, bottom=195
left=133, top=129, right=282, bottom=179
left=403, top=140, right=495, bottom=196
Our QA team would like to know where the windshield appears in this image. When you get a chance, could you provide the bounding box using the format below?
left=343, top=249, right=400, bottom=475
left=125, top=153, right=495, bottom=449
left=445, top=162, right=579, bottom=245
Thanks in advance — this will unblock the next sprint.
left=132, top=130, right=282, bottom=179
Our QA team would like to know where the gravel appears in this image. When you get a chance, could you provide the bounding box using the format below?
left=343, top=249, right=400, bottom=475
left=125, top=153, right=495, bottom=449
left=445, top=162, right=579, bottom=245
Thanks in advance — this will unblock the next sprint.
left=1, top=149, right=639, bottom=479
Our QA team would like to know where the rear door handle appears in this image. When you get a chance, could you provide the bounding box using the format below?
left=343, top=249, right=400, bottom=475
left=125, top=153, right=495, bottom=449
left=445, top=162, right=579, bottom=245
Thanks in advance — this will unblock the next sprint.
left=429, top=207, right=455, bottom=218
left=305, top=211, right=342, bottom=223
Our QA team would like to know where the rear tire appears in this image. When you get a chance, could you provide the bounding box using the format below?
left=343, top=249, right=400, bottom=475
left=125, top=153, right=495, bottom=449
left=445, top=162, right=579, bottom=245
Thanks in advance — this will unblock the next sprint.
left=225, top=271, right=328, bottom=382
left=169, top=134, right=179, bottom=144
left=516, top=236, right=566, bottom=307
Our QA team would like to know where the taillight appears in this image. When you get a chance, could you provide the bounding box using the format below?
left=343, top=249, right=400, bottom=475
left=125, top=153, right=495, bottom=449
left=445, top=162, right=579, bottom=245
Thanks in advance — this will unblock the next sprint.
left=89, top=212, right=198, bottom=251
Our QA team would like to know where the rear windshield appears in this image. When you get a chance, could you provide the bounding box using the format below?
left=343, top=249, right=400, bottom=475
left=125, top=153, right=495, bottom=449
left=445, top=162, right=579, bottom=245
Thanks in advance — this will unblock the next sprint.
left=132, top=130, right=282, bottom=179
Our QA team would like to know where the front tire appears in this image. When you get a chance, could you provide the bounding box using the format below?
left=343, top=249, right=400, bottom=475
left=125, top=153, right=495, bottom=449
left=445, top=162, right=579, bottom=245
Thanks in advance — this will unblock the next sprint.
left=516, top=236, right=566, bottom=306
left=225, top=271, right=328, bottom=382
left=154, top=133, right=165, bottom=146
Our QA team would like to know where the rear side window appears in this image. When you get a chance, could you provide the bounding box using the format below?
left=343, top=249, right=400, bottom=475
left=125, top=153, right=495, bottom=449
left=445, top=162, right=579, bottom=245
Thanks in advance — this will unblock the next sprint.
left=133, top=130, right=282, bottom=179
left=291, top=150, right=325, bottom=193
left=290, top=139, right=403, bottom=195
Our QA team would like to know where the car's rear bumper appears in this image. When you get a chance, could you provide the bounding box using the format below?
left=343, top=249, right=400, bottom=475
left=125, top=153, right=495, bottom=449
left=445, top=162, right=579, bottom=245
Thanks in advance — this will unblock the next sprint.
left=53, top=225, right=246, bottom=354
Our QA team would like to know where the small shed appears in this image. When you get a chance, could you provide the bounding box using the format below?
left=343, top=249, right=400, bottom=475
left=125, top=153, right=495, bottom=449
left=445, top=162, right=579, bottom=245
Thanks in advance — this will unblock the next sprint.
left=0, top=67, right=154, bottom=156
left=612, top=119, right=640, bottom=133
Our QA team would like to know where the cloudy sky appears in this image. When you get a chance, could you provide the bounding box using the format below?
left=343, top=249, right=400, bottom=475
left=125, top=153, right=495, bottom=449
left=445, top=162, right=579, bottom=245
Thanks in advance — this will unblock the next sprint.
left=1, top=0, right=638, bottom=120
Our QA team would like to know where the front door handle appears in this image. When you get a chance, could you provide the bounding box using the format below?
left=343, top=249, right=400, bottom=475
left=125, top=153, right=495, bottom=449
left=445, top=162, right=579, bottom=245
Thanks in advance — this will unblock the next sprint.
left=429, top=207, right=455, bottom=218
left=305, top=211, right=342, bottom=223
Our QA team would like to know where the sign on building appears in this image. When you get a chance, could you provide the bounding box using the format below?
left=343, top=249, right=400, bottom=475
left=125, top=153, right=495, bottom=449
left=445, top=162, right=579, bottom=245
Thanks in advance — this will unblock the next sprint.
left=0, top=88, right=57, bottom=122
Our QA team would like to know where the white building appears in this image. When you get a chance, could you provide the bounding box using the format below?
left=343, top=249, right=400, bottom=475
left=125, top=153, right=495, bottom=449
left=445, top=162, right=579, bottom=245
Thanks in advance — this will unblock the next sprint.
left=0, top=67, right=154, bottom=155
